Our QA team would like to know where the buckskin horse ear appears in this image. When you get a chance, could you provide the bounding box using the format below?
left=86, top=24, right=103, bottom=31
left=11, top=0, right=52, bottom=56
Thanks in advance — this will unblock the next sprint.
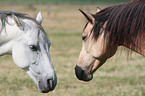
left=12, top=14, right=25, bottom=30
left=79, top=9, right=95, bottom=24
left=36, top=12, right=42, bottom=24
left=96, top=7, right=101, bottom=12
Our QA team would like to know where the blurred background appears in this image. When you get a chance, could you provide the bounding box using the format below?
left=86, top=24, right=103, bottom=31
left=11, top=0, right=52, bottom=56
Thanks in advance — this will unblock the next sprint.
left=0, top=0, right=145, bottom=96
left=0, top=0, right=130, bottom=4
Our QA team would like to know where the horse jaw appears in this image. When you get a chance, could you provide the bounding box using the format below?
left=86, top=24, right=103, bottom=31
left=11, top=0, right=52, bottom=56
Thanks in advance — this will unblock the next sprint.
left=90, top=59, right=106, bottom=74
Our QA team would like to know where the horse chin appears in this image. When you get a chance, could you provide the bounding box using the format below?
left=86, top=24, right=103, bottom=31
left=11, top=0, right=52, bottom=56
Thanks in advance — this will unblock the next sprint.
left=90, top=59, right=101, bottom=74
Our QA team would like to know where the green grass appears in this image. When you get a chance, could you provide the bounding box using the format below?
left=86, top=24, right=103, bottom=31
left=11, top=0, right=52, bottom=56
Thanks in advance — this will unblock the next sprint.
left=0, top=3, right=144, bottom=96
left=0, top=33, right=144, bottom=96
left=49, top=33, right=145, bottom=96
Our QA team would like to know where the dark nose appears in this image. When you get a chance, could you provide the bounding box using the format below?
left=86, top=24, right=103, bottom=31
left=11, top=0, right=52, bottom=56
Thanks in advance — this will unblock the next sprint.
left=75, top=65, right=93, bottom=81
left=38, top=78, right=57, bottom=93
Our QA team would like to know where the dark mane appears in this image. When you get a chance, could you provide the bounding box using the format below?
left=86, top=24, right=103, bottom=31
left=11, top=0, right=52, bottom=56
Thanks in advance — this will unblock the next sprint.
left=0, top=11, right=44, bottom=32
left=92, top=0, right=145, bottom=49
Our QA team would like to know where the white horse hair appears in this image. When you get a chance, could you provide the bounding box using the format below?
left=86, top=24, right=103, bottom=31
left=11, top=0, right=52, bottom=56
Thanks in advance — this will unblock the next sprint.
left=0, top=11, right=57, bottom=93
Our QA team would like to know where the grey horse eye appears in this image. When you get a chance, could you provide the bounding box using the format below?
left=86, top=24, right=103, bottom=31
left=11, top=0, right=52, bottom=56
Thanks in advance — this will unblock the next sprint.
left=29, top=45, right=37, bottom=51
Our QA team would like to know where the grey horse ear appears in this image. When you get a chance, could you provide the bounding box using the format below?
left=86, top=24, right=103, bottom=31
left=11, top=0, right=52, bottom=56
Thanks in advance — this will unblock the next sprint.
left=36, top=12, right=42, bottom=24
left=12, top=14, right=25, bottom=30
left=79, top=9, right=95, bottom=24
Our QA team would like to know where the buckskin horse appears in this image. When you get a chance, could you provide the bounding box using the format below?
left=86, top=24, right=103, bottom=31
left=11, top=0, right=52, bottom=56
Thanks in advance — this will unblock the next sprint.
left=75, top=0, right=145, bottom=81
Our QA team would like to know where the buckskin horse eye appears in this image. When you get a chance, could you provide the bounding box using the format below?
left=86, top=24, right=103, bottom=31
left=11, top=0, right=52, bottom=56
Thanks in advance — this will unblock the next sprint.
left=82, top=36, right=87, bottom=40
left=29, top=45, right=37, bottom=51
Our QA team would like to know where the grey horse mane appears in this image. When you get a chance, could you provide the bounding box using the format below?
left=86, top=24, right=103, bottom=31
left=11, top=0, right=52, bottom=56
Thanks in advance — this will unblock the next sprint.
left=0, top=11, right=45, bottom=33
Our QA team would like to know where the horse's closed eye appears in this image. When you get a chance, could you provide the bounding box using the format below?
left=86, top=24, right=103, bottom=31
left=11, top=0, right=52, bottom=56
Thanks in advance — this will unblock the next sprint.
left=29, top=45, right=37, bottom=51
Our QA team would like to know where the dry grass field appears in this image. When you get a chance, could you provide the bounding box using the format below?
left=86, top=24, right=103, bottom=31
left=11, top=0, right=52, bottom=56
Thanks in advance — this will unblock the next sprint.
left=0, top=3, right=144, bottom=96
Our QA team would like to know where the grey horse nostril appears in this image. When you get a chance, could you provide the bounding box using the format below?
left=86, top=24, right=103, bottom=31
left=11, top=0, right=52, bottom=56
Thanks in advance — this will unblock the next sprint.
left=47, top=79, right=53, bottom=88
left=51, top=80, right=53, bottom=88
left=47, top=79, right=50, bottom=87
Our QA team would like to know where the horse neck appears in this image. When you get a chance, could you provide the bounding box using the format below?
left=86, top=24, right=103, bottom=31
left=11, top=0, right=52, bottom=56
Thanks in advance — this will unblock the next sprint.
left=121, top=31, right=145, bottom=56
left=0, top=17, right=21, bottom=55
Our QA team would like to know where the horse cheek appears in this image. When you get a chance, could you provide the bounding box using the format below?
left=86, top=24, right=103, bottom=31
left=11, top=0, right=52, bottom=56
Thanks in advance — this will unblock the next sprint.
left=12, top=44, right=30, bottom=68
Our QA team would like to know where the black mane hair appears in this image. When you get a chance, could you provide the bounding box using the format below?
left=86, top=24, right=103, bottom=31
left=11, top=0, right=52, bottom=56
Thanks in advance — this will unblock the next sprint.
left=92, top=0, right=145, bottom=49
